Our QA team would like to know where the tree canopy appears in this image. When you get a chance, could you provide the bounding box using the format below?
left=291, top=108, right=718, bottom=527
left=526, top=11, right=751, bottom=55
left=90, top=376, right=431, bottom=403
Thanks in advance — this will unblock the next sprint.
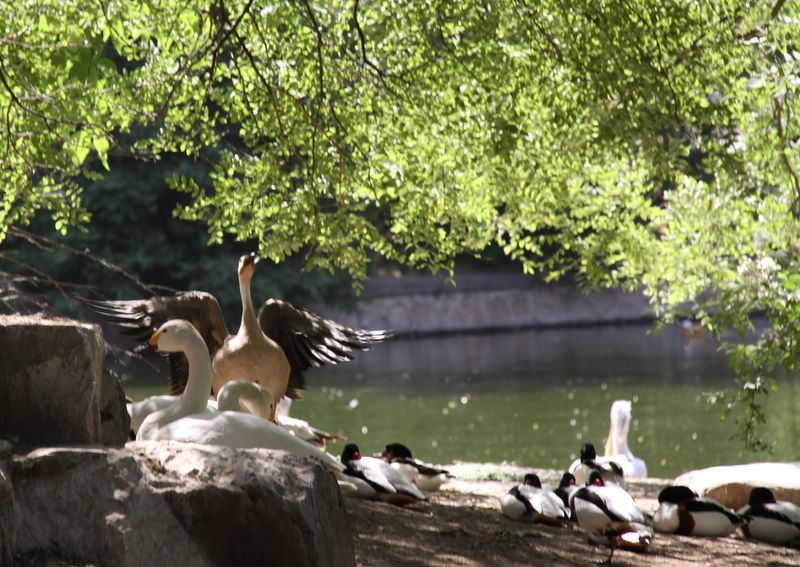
left=2, top=0, right=800, bottom=448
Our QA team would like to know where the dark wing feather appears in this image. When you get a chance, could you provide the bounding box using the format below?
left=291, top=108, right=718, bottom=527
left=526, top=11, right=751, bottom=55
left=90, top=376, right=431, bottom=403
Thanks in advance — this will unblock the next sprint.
left=257, top=299, right=392, bottom=398
left=84, top=291, right=229, bottom=394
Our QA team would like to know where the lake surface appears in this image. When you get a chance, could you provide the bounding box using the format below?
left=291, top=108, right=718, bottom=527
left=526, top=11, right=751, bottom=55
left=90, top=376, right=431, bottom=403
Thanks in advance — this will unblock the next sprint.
left=126, top=323, right=800, bottom=479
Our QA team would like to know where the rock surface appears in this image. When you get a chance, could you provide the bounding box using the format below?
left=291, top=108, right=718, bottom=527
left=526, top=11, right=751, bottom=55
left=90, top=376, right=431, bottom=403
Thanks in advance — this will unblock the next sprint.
left=674, top=462, right=800, bottom=509
left=0, top=441, right=14, bottom=566
left=0, top=314, right=129, bottom=447
left=11, top=442, right=355, bottom=567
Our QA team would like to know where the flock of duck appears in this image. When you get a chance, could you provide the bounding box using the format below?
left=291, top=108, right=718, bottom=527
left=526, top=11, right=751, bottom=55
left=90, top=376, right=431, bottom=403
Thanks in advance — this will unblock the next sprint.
left=93, top=254, right=800, bottom=561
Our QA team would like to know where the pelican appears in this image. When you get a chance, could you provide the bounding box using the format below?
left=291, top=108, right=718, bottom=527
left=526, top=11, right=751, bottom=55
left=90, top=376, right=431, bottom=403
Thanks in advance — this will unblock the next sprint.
left=88, top=253, right=391, bottom=420
left=135, top=319, right=344, bottom=476
left=604, top=400, right=647, bottom=479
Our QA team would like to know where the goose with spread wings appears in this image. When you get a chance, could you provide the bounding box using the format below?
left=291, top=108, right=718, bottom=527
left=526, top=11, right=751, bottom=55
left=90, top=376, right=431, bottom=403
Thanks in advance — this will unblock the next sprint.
left=88, top=253, right=391, bottom=419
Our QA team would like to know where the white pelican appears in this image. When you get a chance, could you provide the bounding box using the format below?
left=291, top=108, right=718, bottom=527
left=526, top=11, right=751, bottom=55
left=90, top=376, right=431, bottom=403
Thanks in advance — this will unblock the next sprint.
left=340, top=443, right=426, bottom=505
left=89, top=253, right=391, bottom=420
left=500, top=473, right=570, bottom=525
left=571, top=470, right=653, bottom=563
left=604, top=400, right=647, bottom=479
left=377, top=443, right=453, bottom=492
left=135, top=319, right=344, bottom=476
left=737, top=487, right=800, bottom=544
left=653, top=485, right=744, bottom=537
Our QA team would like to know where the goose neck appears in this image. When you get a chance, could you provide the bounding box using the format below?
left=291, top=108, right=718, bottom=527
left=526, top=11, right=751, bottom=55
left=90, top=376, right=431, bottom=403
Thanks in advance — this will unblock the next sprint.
left=238, top=276, right=260, bottom=335
left=179, top=339, right=213, bottom=413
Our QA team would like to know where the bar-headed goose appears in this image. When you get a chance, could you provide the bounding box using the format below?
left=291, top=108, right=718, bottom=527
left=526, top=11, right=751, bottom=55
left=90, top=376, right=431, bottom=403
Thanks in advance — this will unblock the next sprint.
left=89, top=253, right=391, bottom=420
left=135, top=319, right=344, bottom=476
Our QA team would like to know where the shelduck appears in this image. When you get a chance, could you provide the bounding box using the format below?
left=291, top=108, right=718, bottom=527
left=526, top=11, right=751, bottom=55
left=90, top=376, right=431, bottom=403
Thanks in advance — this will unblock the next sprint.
left=500, top=473, right=570, bottom=525
left=340, top=443, right=426, bottom=505
left=377, top=443, right=453, bottom=492
left=571, top=470, right=652, bottom=562
left=653, top=485, right=744, bottom=537
left=569, top=443, right=626, bottom=487
left=738, top=487, right=800, bottom=544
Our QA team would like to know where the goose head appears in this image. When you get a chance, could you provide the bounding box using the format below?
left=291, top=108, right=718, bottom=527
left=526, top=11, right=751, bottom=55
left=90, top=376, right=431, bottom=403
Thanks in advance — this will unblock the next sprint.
left=238, top=252, right=259, bottom=283
left=148, top=319, right=202, bottom=353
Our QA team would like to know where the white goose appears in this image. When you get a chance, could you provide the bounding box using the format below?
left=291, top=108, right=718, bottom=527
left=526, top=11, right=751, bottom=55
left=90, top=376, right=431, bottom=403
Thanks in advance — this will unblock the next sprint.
left=738, top=487, right=800, bottom=544
left=135, top=319, right=344, bottom=476
left=500, top=473, right=570, bottom=525
left=90, top=253, right=391, bottom=420
left=604, top=400, right=647, bottom=479
left=571, top=470, right=653, bottom=563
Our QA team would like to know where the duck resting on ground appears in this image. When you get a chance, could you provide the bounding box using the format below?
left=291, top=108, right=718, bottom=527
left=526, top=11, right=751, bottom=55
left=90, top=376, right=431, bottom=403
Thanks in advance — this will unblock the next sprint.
left=135, top=319, right=344, bottom=477
left=500, top=473, right=570, bottom=525
left=555, top=472, right=578, bottom=520
left=88, top=253, right=391, bottom=420
left=604, top=400, right=648, bottom=479
left=568, top=442, right=626, bottom=487
left=653, top=485, right=744, bottom=537
left=737, top=487, right=800, bottom=544
left=377, top=443, right=453, bottom=492
left=570, top=470, right=653, bottom=563
left=340, top=443, right=426, bottom=505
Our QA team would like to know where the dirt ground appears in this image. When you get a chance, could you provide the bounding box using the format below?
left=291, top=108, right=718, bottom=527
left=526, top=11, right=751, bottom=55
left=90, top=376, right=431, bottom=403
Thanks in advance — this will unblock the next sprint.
left=345, top=464, right=800, bottom=567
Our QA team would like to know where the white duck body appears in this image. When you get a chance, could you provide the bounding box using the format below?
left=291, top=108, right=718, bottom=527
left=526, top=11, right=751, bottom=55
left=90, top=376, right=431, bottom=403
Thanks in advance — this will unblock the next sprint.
left=604, top=400, right=647, bottom=479
left=136, top=320, right=343, bottom=476
left=653, top=486, right=742, bottom=537
left=378, top=443, right=452, bottom=492
left=341, top=444, right=426, bottom=505
left=501, top=485, right=570, bottom=525
left=738, top=487, right=800, bottom=544
left=569, top=443, right=626, bottom=487
left=571, top=472, right=652, bottom=555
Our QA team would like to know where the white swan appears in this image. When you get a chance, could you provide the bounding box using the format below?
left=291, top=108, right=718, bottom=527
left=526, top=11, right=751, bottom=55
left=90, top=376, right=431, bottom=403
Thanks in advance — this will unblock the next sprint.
left=135, top=319, right=344, bottom=475
left=90, top=253, right=391, bottom=420
left=604, top=400, right=647, bottom=479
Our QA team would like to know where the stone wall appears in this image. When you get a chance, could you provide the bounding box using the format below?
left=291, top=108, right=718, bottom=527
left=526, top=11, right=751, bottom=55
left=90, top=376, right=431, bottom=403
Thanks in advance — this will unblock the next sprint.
left=316, top=273, right=653, bottom=336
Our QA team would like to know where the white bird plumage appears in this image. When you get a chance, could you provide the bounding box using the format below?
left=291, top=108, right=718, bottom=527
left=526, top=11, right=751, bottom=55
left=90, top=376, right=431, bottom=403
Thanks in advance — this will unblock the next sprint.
left=653, top=485, right=743, bottom=537
left=569, top=442, right=626, bottom=487
left=135, top=319, right=344, bottom=475
left=604, top=400, right=647, bottom=479
left=738, top=487, right=800, bottom=544
left=340, top=443, right=426, bottom=505
left=377, top=443, right=453, bottom=492
left=500, top=473, right=570, bottom=525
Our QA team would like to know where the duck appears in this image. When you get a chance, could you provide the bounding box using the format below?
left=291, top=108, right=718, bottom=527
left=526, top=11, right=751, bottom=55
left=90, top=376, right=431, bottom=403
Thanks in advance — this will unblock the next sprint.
left=653, top=485, right=744, bottom=537
left=377, top=443, right=453, bottom=492
left=571, top=470, right=653, bottom=563
left=500, top=473, right=570, bottom=525
left=604, top=400, right=648, bottom=479
left=340, top=443, right=426, bottom=505
left=276, top=397, right=347, bottom=449
left=88, top=253, right=391, bottom=420
left=737, top=487, right=800, bottom=544
left=555, top=472, right=578, bottom=520
left=568, top=442, right=626, bottom=487
left=135, top=319, right=344, bottom=476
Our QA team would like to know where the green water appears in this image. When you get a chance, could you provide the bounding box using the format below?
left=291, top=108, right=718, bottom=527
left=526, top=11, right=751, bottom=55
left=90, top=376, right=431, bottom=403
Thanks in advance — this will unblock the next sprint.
left=124, top=324, right=800, bottom=479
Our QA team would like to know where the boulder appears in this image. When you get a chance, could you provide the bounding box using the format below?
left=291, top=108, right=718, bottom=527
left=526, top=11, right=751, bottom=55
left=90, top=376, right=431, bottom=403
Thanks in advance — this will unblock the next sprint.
left=674, top=462, right=800, bottom=509
left=11, top=442, right=355, bottom=567
left=0, top=314, right=129, bottom=447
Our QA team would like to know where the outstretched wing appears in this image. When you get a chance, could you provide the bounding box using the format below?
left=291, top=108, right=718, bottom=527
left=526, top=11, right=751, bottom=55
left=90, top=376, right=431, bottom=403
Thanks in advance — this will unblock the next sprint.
left=84, top=291, right=229, bottom=394
left=257, top=298, right=392, bottom=398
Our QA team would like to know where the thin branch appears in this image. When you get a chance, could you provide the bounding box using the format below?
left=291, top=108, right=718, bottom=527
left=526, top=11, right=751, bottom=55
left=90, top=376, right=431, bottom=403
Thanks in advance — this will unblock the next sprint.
left=352, top=0, right=397, bottom=96
left=300, top=0, right=326, bottom=102
left=771, top=96, right=800, bottom=216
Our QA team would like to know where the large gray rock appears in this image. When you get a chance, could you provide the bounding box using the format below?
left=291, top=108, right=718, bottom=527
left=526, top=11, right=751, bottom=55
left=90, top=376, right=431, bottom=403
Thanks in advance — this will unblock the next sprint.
left=675, top=462, right=800, bottom=509
left=0, top=440, right=14, bottom=566
left=12, top=442, right=355, bottom=567
left=0, top=315, right=129, bottom=447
